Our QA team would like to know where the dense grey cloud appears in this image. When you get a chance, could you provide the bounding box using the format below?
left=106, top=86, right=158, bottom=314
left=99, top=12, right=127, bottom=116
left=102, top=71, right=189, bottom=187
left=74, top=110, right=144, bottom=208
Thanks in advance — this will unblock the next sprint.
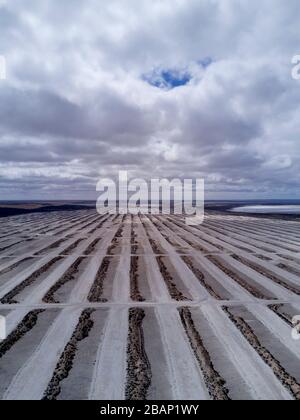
left=0, top=0, right=300, bottom=199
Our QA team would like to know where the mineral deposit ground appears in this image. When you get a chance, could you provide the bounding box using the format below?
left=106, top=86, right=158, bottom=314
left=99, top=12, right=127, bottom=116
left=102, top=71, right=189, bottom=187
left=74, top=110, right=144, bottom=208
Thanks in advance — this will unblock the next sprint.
left=0, top=209, right=300, bottom=400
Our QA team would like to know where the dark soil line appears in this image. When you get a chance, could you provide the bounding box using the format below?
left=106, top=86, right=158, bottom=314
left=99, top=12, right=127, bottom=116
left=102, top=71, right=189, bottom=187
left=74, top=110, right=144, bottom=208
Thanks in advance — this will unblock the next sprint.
left=179, top=236, right=210, bottom=253
left=157, top=216, right=226, bottom=253
left=232, top=255, right=300, bottom=296
left=0, top=310, right=45, bottom=358
left=181, top=256, right=222, bottom=300
left=156, top=256, right=190, bottom=301
left=209, top=220, right=300, bottom=251
left=0, top=257, right=33, bottom=278
left=83, top=238, right=102, bottom=255
left=277, top=263, right=300, bottom=278
left=78, top=217, right=102, bottom=232
left=223, top=306, right=300, bottom=400
left=107, top=225, right=124, bottom=255
left=159, top=218, right=215, bottom=253
left=207, top=255, right=273, bottom=300
left=87, top=215, right=110, bottom=234
left=42, top=257, right=86, bottom=303
left=131, top=224, right=138, bottom=255
left=0, top=239, right=29, bottom=253
left=144, top=222, right=164, bottom=254
left=164, top=218, right=224, bottom=251
left=197, top=237, right=225, bottom=251
left=148, top=237, right=163, bottom=255
left=125, top=308, right=152, bottom=400
left=179, top=307, right=230, bottom=400
left=61, top=238, right=85, bottom=256
left=53, top=215, right=98, bottom=236
left=130, top=256, right=145, bottom=302
left=277, top=254, right=298, bottom=262
left=140, top=220, right=164, bottom=255
left=268, top=304, right=293, bottom=327
left=203, top=224, right=274, bottom=254
left=43, top=309, right=95, bottom=400
left=34, top=238, right=69, bottom=256
left=87, top=257, right=111, bottom=302
left=254, top=254, right=272, bottom=261
left=1, top=256, right=64, bottom=304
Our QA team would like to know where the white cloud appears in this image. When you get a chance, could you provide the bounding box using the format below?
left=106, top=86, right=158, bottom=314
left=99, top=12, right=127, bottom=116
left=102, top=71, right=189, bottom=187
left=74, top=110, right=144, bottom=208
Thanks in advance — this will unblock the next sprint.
left=0, top=0, right=300, bottom=199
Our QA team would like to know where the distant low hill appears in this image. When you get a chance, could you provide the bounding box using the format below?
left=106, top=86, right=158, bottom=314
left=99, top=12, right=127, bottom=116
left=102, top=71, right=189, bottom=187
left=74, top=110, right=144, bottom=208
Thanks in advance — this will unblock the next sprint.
left=0, top=202, right=94, bottom=218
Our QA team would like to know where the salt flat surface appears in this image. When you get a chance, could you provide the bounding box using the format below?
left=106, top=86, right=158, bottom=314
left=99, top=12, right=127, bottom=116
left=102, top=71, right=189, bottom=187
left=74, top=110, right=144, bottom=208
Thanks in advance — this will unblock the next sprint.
left=0, top=209, right=300, bottom=400
left=231, top=205, right=300, bottom=214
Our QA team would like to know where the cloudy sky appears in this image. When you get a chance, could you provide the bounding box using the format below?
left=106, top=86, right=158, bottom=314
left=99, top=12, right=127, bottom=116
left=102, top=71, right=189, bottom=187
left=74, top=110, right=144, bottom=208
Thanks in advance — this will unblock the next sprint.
left=0, top=0, right=299, bottom=200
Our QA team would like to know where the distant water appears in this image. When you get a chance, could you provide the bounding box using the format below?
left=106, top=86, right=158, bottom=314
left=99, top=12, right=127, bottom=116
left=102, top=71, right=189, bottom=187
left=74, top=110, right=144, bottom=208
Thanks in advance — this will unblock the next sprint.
left=231, top=205, right=300, bottom=214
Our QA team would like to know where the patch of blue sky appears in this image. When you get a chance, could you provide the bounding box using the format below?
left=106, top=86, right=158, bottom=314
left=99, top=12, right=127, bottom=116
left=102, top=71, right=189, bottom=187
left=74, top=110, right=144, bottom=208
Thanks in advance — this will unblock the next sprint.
left=143, top=59, right=212, bottom=90
left=143, top=68, right=191, bottom=90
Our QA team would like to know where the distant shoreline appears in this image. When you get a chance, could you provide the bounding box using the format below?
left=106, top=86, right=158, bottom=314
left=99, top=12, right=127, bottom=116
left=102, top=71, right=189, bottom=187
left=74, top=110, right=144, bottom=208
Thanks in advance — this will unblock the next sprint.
left=205, top=203, right=300, bottom=221
left=1, top=200, right=300, bottom=220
